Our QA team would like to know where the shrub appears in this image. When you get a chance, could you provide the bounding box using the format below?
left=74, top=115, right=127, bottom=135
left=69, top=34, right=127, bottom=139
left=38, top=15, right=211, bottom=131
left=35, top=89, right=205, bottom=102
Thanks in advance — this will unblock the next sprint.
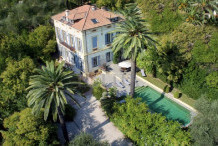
left=112, top=51, right=121, bottom=64
left=69, top=133, right=109, bottom=146
left=93, top=80, right=106, bottom=100
left=174, top=91, right=181, bottom=98
left=164, top=85, right=170, bottom=93
left=108, top=87, right=117, bottom=98
left=77, top=83, right=90, bottom=94
left=1, top=108, right=59, bottom=146
left=111, top=97, right=190, bottom=145
left=101, top=98, right=116, bottom=116
left=64, top=104, right=76, bottom=121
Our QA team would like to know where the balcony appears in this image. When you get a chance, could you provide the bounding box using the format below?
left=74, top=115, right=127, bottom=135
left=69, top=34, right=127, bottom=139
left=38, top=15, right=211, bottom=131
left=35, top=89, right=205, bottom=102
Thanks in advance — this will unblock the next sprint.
left=60, top=41, right=76, bottom=53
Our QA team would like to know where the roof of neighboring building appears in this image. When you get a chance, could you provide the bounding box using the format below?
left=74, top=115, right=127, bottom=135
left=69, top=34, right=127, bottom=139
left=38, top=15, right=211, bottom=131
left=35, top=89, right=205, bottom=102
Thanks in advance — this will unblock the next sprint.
left=51, top=5, right=123, bottom=31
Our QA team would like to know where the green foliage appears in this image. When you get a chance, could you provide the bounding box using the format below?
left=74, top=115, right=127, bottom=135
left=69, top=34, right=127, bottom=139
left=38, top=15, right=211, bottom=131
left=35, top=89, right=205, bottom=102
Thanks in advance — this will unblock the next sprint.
left=112, top=50, right=121, bottom=64
left=206, top=72, right=218, bottom=88
left=156, top=42, right=187, bottom=83
left=112, top=3, right=156, bottom=61
left=96, top=0, right=135, bottom=10
left=101, top=98, right=116, bottom=116
left=190, top=97, right=218, bottom=145
left=1, top=108, right=59, bottom=146
left=27, top=61, right=82, bottom=122
left=164, top=85, right=170, bottom=93
left=111, top=97, right=190, bottom=145
left=93, top=80, right=106, bottom=100
left=137, top=47, right=158, bottom=76
left=178, top=0, right=218, bottom=25
left=64, top=104, right=76, bottom=121
left=168, top=23, right=216, bottom=55
left=0, top=58, right=36, bottom=126
left=174, top=91, right=181, bottom=98
left=179, top=61, right=218, bottom=100
left=0, top=0, right=65, bottom=34
left=69, top=133, right=109, bottom=146
left=108, top=87, right=117, bottom=98
left=27, top=25, right=56, bottom=62
left=191, top=31, right=218, bottom=64
left=149, top=8, right=183, bottom=33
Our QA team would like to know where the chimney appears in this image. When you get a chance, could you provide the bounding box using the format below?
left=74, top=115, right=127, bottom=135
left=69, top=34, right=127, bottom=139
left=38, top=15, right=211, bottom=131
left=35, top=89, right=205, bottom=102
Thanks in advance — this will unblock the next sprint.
left=91, top=6, right=96, bottom=11
left=101, top=6, right=107, bottom=11
left=65, top=10, right=69, bottom=21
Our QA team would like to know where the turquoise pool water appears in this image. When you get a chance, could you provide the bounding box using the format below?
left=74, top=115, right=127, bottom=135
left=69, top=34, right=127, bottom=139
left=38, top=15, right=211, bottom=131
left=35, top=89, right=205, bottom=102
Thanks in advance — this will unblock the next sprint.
left=135, top=86, right=191, bottom=126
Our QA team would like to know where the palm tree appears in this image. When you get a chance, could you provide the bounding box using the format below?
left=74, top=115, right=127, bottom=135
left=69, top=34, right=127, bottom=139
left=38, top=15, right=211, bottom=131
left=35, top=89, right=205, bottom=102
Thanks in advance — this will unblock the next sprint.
left=112, top=3, right=156, bottom=97
left=187, top=0, right=218, bottom=24
left=27, top=61, right=83, bottom=144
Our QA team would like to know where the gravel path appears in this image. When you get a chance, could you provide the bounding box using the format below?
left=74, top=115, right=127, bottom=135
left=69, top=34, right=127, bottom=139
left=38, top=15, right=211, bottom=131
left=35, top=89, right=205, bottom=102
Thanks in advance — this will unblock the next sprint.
left=58, top=90, right=132, bottom=146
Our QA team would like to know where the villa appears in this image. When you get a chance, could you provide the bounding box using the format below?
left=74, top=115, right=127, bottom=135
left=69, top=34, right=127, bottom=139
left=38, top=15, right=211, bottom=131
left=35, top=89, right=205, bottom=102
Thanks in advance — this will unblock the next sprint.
left=52, top=5, right=123, bottom=75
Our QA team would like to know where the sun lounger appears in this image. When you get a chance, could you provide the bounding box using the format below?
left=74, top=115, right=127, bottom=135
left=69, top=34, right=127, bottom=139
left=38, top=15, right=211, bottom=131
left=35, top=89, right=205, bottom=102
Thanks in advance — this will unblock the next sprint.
left=119, top=99, right=126, bottom=103
left=116, top=80, right=125, bottom=88
left=141, top=69, right=146, bottom=77
left=123, top=78, right=130, bottom=85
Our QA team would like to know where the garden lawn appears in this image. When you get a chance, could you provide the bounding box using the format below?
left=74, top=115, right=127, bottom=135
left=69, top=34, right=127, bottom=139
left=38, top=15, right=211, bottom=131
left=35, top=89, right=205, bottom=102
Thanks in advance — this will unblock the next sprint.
left=136, top=72, right=196, bottom=107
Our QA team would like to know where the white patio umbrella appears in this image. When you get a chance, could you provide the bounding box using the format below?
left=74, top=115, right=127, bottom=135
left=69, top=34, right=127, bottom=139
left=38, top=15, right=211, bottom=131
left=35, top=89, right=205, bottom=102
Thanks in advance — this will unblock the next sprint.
left=118, top=60, right=131, bottom=68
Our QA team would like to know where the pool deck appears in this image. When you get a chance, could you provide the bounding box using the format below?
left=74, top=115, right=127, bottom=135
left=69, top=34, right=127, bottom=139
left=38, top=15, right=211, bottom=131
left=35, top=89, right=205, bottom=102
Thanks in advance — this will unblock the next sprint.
left=95, top=63, right=197, bottom=126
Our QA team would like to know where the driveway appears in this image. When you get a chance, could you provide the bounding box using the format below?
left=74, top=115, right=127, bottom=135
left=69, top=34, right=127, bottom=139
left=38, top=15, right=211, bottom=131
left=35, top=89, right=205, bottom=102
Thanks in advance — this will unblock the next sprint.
left=58, top=90, right=132, bottom=146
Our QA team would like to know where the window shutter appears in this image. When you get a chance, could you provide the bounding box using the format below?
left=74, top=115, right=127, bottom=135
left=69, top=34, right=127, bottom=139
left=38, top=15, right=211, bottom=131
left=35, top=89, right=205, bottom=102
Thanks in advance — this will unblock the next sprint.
left=105, top=34, right=107, bottom=45
left=111, top=33, right=114, bottom=42
left=92, top=58, right=94, bottom=68
left=75, top=37, right=78, bottom=50
left=67, top=34, right=70, bottom=46
left=60, top=29, right=63, bottom=41
left=98, top=56, right=100, bottom=66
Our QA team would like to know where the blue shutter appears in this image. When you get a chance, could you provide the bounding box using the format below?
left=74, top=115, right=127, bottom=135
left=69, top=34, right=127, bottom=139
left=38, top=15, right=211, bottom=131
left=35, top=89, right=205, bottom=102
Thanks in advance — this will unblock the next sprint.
left=92, top=37, right=97, bottom=48
left=92, top=58, right=94, bottom=68
left=98, top=56, right=100, bottom=66
left=105, top=34, right=107, bottom=45
left=111, top=33, right=114, bottom=42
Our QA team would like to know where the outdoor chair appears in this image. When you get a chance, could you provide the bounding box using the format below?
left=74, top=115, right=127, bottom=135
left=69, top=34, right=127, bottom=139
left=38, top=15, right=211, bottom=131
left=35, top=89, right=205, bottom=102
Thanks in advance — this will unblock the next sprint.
left=116, top=80, right=125, bottom=88
left=141, top=69, right=146, bottom=77
left=123, top=78, right=130, bottom=85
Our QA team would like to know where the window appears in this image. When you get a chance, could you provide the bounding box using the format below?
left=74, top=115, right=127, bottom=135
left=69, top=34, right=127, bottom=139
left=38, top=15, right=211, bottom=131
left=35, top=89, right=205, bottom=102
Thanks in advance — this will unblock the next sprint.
left=110, top=17, right=119, bottom=22
left=69, top=34, right=74, bottom=47
left=92, top=36, right=98, bottom=49
left=56, top=28, right=61, bottom=41
left=91, top=19, right=98, bottom=24
left=77, top=38, right=82, bottom=51
left=106, top=52, right=111, bottom=62
left=92, top=56, right=100, bottom=68
left=105, top=33, right=113, bottom=45
left=62, top=30, right=67, bottom=43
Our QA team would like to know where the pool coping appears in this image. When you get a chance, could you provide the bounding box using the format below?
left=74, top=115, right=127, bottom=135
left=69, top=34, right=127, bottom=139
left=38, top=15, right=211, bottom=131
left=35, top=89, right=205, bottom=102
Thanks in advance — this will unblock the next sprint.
left=136, top=75, right=198, bottom=126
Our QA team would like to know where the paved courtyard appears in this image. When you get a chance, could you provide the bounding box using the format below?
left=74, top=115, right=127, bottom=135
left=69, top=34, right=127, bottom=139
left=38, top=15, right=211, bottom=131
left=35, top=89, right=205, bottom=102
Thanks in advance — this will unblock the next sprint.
left=58, top=91, right=132, bottom=146
left=94, top=63, right=147, bottom=97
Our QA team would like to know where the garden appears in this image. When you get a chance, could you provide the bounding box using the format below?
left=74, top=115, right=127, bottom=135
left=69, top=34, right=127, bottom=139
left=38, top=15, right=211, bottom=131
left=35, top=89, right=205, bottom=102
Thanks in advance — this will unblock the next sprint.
left=0, top=0, right=217, bottom=145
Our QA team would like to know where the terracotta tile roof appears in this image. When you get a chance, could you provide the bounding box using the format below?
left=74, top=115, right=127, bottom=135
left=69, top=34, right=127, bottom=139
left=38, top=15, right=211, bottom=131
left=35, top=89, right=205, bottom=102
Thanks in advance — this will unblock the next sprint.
left=51, top=5, right=123, bottom=31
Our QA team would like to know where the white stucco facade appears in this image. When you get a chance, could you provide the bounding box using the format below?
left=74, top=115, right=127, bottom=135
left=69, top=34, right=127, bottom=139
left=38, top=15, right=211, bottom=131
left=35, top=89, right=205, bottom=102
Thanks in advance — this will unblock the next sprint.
left=53, top=19, right=118, bottom=74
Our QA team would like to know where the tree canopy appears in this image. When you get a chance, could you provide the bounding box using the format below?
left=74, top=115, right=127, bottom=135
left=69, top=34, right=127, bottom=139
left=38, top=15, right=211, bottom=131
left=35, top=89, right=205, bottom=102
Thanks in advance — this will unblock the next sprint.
left=0, top=58, right=36, bottom=126
left=190, top=97, right=218, bottom=145
left=111, top=97, right=191, bottom=145
left=1, top=108, right=59, bottom=146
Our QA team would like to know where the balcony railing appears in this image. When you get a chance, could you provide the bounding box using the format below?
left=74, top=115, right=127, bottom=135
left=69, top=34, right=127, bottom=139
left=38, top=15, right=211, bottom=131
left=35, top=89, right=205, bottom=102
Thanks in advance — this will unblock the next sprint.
left=60, top=41, right=76, bottom=53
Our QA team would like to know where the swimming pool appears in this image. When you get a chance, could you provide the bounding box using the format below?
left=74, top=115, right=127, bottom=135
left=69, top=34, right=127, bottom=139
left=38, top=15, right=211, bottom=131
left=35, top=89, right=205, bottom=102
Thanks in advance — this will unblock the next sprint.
left=135, top=86, right=191, bottom=126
